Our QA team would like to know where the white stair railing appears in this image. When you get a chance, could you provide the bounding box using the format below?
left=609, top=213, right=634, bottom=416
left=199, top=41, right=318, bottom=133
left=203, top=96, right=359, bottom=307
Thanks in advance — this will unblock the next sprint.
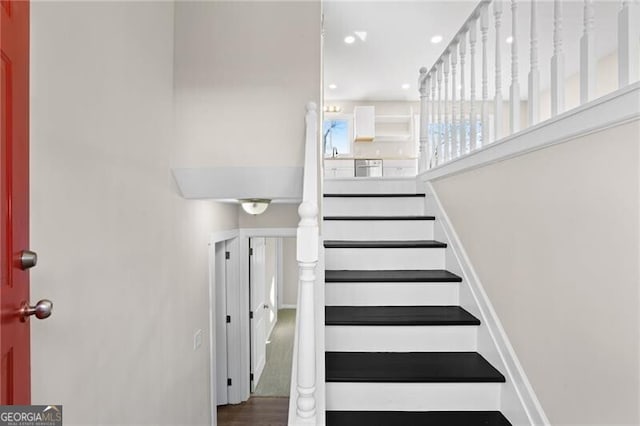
left=419, top=0, right=640, bottom=172
left=292, top=102, right=320, bottom=423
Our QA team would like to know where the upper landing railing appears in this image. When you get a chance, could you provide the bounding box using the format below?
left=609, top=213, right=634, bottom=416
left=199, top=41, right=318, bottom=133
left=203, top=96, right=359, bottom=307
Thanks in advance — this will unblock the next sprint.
left=418, top=0, right=639, bottom=171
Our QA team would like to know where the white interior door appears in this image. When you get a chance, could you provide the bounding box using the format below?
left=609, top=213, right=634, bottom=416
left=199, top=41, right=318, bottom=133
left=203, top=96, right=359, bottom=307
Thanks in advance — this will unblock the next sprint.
left=250, top=237, right=267, bottom=391
left=265, top=238, right=278, bottom=336
left=214, top=242, right=229, bottom=405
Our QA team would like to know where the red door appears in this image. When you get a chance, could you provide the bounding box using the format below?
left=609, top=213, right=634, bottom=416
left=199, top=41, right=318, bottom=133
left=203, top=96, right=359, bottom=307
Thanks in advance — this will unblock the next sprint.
left=1, top=0, right=31, bottom=404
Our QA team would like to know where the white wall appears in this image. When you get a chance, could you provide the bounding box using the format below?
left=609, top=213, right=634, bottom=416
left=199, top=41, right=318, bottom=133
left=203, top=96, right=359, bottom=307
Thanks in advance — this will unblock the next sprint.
left=173, top=1, right=321, bottom=169
left=238, top=204, right=299, bottom=229
left=432, top=120, right=640, bottom=426
left=282, top=238, right=298, bottom=307
left=30, top=2, right=238, bottom=424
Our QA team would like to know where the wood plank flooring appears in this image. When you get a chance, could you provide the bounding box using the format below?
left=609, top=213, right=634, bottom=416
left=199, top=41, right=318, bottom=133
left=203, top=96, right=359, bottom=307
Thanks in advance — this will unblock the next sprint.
left=217, top=397, right=289, bottom=426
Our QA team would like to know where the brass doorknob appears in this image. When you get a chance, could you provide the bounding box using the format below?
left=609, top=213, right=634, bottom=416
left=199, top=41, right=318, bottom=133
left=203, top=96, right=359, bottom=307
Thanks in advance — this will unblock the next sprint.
left=20, top=299, right=53, bottom=322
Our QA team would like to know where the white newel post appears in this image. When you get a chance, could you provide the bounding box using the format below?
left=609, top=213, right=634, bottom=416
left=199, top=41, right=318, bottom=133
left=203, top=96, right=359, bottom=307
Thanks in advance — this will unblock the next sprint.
left=509, top=0, right=520, bottom=134
left=480, top=3, right=489, bottom=147
left=528, top=0, right=539, bottom=126
left=551, top=0, right=565, bottom=116
left=419, top=68, right=430, bottom=172
left=494, top=0, right=503, bottom=141
left=295, top=102, right=319, bottom=421
left=618, top=0, right=638, bottom=88
left=580, top=0, right=595, bottom=104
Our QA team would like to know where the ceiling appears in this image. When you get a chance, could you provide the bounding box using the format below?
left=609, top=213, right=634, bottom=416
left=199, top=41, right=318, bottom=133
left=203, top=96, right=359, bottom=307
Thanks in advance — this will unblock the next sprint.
left=323, top=1, right=621, bottom=102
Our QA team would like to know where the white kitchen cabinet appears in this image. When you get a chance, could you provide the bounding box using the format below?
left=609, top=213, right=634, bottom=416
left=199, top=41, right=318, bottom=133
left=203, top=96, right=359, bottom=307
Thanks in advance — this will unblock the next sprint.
left=375, top=114, right=414, bottom=143
left=382, top=159, right=417, bottom=177
left=354, top=106, right=375, bottom=142
left=324, top=159, right=354, bottom=178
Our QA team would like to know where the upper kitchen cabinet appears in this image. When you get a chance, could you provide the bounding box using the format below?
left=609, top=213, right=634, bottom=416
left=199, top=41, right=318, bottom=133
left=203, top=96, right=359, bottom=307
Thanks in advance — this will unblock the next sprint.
left=353, top=106, right=375, bottom=142
left=374, top=112, right=414, bottom=143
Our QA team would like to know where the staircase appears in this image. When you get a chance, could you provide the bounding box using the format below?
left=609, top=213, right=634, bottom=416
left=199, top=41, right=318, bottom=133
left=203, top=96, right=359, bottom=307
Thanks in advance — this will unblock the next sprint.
left=322, top=178, right=512, bottom=425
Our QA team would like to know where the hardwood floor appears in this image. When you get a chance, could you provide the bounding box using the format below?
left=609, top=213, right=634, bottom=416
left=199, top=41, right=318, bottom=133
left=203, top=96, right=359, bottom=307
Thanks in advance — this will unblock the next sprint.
left=217, top=397, right=289, bottom=426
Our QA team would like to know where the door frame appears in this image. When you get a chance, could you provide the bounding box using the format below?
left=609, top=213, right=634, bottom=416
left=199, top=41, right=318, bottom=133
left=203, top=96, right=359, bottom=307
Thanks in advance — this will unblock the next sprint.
left=238, top=228, right=296, bottom=401
left=209, top=227, right=296, bottom=416
left=208, top=229, right=239, bottom=422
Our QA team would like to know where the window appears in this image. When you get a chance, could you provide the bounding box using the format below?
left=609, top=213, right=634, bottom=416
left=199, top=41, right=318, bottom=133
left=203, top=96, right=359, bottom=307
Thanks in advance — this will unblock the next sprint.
left=323, top=117, right=352, bottom=157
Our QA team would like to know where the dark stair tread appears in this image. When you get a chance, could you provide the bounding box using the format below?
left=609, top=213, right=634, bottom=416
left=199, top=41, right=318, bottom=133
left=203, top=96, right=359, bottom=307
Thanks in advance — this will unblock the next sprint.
left=325, top=270, right=462, bottom=283
left=326, top=411, right=512, bottom=426
left=325, top=352, right=505, bottom=383
left=325, top=306, right=480, bottom=326
left=324, top=240, right=447, bottom=249
left=324, top=215, right=435, bottom=221
left=324, top=193, right=425, bottom=198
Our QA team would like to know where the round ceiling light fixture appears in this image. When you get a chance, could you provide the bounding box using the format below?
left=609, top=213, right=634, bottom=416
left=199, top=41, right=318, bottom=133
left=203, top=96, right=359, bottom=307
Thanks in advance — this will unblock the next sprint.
left=401, top=83, right=411, bottom=90
left=328, top=83, right=338, bottom=90
left=430, top=34, right=443, bottom=44
left=240, top=199, right=271, bottom=215
left=506, top=36, right=514, bottom=44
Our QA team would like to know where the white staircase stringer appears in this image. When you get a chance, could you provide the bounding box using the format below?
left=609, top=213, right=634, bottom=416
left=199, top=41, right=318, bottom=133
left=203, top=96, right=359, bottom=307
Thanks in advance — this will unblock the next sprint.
left=425, top=181, right=550, bottom=426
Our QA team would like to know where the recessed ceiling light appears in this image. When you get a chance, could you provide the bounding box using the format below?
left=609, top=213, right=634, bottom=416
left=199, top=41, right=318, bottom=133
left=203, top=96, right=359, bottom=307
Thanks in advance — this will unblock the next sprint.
left=401, top=83, right=411, bottom=90
left=430, top=35, right=443, bottom=44
left=506, top=36, right=513, bottom=44
left=328, top=83, right=337, bottom=90
left=344, top=35, right=356, bottom=44
left=354, top=31, right=367, bottom=42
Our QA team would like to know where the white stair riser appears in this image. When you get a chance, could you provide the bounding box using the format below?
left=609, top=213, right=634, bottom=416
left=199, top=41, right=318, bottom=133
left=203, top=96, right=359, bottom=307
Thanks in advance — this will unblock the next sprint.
left=325, top=247, right=445, bottom=270
left=324, top=197, right=424, bottom=216
left=326, top=326, right=477, bottom=352
left=324, top=220, right=434, bottom=241
left=324, top=178, right=417, bottom=194
left=326, top=382, right=501, bottom=411
left=325, top=282, right=459, bottom=306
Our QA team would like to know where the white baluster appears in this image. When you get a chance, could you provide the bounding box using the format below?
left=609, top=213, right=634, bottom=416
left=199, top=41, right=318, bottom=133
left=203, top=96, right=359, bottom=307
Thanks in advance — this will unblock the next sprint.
left=459, top=30, right=467, bottom=154
left=618, top=0, right=639, bottom=87
left=296, top=102, right=319, bottom=421
left=494, top=0, right=503, bottom=141
left=509, top=0, right=520, bottom=134
left=551, top=0, right=565, bottom=116
left=528, top=0, right=539, bottom=126
left=419, top=67, right=429, bottom=172
left=580, top=0, right=595, bottom=104
left=431, top=72, right=438, bottom=167
left=437, top=63, right=443, bottom=165
left=481, top=3, right=489, bottom=147
left=451, top=42, right=459, bottom=159
left=469, top=18, right=478, bottom=151
left=444, top=52, right=450, bottom=162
